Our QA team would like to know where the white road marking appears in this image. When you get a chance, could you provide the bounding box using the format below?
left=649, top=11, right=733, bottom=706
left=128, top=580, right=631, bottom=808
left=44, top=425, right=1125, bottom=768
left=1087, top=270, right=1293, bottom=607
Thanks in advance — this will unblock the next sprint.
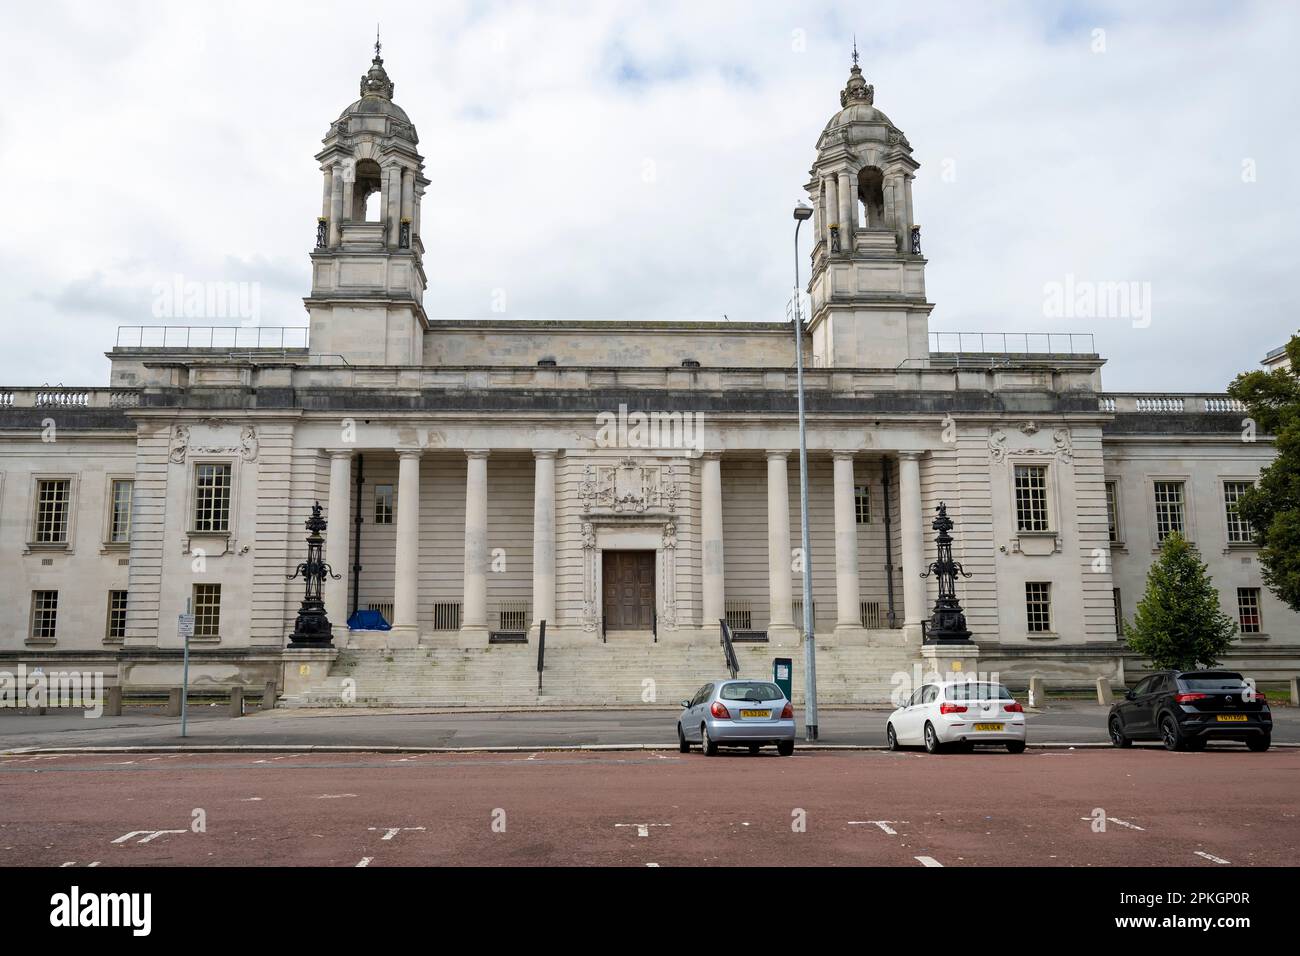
left=915, top=855, right=943, bottom=867
left=368, top=826, right=426, bottom=841
left=356, top=857, right=373, bottom=867
left=242, top=797, right=263, bottom=802
left=615, top=823, right=670, bottom=838
left=849, top=820, right=907, bottom=835
left=1194, top=850, right=1231, bottom=864
left=646, top=863, right=660, bottom=867
left=316, top=794, right=357, bottom=799
left=112, top=829, right=186, bottom=844
left=1080, top=816, right=1145, bottom=831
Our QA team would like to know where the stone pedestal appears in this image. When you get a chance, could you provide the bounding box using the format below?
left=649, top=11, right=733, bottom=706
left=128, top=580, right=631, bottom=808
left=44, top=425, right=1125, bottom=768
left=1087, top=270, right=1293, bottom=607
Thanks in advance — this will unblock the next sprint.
left=920, top=642, right=980, bottom=684
left=282, top=646, right=340, bottom=698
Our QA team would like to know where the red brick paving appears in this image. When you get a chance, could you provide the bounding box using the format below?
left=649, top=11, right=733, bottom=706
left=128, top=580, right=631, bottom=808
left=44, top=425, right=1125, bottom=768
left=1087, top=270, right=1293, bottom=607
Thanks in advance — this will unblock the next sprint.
left=1, top=748, right=1295, bottom=866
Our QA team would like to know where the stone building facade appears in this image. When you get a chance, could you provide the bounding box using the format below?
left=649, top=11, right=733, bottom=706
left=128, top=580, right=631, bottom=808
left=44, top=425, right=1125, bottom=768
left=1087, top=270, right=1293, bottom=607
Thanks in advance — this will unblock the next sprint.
left=1, top=49, right=1293, bottom=704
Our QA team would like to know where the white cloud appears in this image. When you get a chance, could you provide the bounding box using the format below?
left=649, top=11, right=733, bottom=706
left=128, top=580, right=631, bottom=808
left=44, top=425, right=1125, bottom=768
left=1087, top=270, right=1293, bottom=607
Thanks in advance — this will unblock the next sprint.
left=0, top=0, right=1295, bottom=388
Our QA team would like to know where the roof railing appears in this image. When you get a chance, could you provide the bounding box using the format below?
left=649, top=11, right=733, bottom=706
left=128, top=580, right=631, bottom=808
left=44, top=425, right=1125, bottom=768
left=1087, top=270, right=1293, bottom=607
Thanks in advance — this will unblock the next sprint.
left=115, top=326, right=309, bottom=350
left=929, top=331, right=1096, bottom=355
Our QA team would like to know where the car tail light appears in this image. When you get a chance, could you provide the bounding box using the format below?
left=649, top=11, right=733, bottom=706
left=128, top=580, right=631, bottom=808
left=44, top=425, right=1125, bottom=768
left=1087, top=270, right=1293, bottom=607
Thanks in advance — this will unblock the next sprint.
left=780, top=701, right=794, bottom=719
left=1175, top=693, right=1209, bottom=703
left=710, top=701, right=731, bottom=719
left=1003, top=701, right=1023, bottom=713
left=939, top=702, right=967, bottom=714
left=1251, top=692, right=1267, bottom=703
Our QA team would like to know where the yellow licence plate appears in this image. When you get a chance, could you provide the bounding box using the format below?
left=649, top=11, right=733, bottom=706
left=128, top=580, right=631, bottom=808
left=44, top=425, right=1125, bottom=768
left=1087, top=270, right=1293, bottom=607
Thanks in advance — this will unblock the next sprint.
left=740, top=709, right=770, bottom=719
left=974, top=723, right=1005, bottom=732
left=1216, top=714, right=1248, bottom=722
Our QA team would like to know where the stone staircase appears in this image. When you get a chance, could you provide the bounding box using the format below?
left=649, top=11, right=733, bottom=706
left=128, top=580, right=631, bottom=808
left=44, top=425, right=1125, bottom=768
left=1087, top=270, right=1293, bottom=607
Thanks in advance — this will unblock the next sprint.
left=288, top=641, right=919, bottom=709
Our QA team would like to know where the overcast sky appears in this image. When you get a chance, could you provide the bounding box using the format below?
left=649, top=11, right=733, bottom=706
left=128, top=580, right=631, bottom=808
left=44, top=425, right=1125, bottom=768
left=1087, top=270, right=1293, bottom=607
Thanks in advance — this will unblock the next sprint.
left=0, top=0, right=1296, bottom=390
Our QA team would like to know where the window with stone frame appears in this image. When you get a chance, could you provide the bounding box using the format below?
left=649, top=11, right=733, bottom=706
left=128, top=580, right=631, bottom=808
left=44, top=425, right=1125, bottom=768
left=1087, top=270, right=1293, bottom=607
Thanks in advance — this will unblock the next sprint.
left=374, top=483, right=394, bottom=525
left=1237, top=587, right=1262, bottom=634
left=30, top=590, right=58, bottom=641
left=109, top=479, right=134, bottom=544
left=1153, top=481, right=1186, bottom=542
left=1223, top=481, right=1255, bottom=544
left=854, top=484, right=870, bottom=524
left=193, top=584, right=222, bottom=638
left=1014, top=465, right=1050, bottom=532
left=106, top=590, right=128, bottom=642
left=193, top=464, right=232, bottom=533
left=34, top=479, right=71, bottom=544
left=1105, top=481, right=1120, bottom=543
left=1025, top=582, right=1052, bottom=633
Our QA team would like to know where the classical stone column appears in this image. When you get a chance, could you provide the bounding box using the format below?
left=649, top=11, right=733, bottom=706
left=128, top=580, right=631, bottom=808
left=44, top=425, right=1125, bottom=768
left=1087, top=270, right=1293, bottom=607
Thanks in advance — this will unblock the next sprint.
left=461, top=450, right=490, bottom=644
left=401, top=168, right=415, bottom=223
left=385, top=165, right=401, bottom=249
left=838, top=169, right=855, bottom=250
left=832, top=451, right=861, bottom=636
left=324, top=451, right=352, bottom=635
left=391, top=450, right=421, bottom=645
left=701, top=453, right=725, bottom=635
left=766, top=451, right=796, bottom=642
left=898, top=452, right=926, bottom=640
left=530, top=450, right=557, bottom=638
left=328, top=165, right=344, bottom=249
left=320, top=167, right=333, bottom=220
left=825, top=175, right=840, bottom=249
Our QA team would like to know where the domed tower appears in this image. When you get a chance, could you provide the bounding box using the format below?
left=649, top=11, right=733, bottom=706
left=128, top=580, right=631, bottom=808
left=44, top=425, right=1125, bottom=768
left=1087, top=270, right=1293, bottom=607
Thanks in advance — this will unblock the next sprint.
left=804, top=50, right=931, bottom=368
left=305, top=36, right=430, bottom=365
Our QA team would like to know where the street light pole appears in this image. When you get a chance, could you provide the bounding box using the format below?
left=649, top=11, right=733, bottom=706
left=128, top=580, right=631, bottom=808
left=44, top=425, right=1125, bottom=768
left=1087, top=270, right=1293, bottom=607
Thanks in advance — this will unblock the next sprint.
left=792, top=202, right=818, bottom=741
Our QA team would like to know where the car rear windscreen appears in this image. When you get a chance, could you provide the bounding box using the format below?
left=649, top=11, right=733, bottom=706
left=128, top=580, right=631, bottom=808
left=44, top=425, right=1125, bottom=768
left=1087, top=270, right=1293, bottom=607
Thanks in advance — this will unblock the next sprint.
left=720, top=682, right=784, bottom=701
left=947, top=682, right=1015, bottom=701
left=1180, top=673, right=1246, bottom=690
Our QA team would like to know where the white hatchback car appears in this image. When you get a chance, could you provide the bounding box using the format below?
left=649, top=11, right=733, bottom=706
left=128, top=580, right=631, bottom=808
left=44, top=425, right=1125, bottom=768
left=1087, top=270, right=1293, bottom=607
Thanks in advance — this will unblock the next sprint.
left=887, top=680, right=1027, bottom=754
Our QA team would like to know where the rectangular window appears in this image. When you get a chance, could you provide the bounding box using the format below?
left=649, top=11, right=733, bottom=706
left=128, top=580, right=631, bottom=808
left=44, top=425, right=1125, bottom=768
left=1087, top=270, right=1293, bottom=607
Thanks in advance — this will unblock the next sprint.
left=109, top=479, right=134, bottom=543
left=1025, top=582, right=1052, bottom=633
left=374, top=484, right=394, bottom=525
left=724, top=601, right=751, bottom=632
left=1237, top=587, right=1261, bottom=634
left=30, top=590, right=58, bottom=641
left=193, top=464, right=232, bottom=533
left=1223, top=481, right=1254, bottom=544
left=1014, top=465, right=1050, bottom=532
left=193, top=583, right=222, bottom=638
left=34, top=479, right=71, bottom=543
left=1105, top=481, right=1120, bottom=543
left=854, top=484, right=870, bottom=524
left=1112, top=588, right=1122, bottom=637
left=106, top=590, right=128, bottom=642
left=1153, top=481, right=1185, bottom=542
left=433, top=602, right=462, bottom=631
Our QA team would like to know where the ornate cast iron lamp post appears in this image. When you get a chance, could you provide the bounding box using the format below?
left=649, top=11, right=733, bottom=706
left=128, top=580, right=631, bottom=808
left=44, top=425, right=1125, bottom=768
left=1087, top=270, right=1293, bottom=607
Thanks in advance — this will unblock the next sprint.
left=919, top=502, right=974, bottom=644
left=287, top=501, right=340, bottom=648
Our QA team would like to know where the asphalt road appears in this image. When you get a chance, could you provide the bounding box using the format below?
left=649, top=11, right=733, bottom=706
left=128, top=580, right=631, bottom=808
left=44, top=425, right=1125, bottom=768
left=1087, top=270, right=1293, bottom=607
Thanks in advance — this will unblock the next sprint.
left=1, top=749, right=1295, bottom=866
left=1, top=703, right=1295, bottom=751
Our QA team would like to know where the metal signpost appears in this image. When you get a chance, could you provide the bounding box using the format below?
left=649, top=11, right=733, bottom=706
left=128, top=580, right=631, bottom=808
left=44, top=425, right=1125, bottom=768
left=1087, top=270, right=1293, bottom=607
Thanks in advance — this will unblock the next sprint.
left=178, top=601, right=194, bottom=738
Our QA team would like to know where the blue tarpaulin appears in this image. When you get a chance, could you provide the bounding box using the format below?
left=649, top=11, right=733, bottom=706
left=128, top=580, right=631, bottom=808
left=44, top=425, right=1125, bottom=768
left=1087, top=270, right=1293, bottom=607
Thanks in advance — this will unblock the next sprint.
left=346, top=609, right=391, bottom=631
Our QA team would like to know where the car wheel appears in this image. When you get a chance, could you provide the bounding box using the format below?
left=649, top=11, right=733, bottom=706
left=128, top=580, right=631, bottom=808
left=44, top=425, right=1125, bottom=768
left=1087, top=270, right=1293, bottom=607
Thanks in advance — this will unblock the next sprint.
left=748, top=743, right=761, bottom=755
left=1159, top=714, right=1185, bottom=752
left=886, top=723, right=899, bottom=751
left=923, top=722, right=943, bottom=754
left=701, top=723, right=718, bottom=756
left=677, top=724, right=690, bottom=753
left=1108, top=716, right=1132, bottom=748
left=777, top=739, right=794, bottom=757
left=1006, top=740, right=1026, bottom=754
left=1247, top=734, right=1271, bottom=753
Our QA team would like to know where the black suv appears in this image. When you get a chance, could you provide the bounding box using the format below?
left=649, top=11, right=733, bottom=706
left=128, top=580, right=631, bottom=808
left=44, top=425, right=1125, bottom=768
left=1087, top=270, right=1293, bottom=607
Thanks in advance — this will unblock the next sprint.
left=1108, top=670, right=1271, bottom=752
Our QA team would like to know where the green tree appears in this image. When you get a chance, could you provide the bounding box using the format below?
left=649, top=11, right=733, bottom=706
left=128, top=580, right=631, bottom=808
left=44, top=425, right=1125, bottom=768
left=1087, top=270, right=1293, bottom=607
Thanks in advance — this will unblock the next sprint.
left=1227, top=332, right=1300, bottom=610
left=1124, top=532, right=1237, bottom=670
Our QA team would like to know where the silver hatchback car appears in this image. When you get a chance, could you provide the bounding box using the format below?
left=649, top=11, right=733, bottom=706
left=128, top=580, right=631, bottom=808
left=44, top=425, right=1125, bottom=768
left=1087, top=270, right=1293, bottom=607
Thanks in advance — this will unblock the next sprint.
left=678, top=679, right=796, bottom=756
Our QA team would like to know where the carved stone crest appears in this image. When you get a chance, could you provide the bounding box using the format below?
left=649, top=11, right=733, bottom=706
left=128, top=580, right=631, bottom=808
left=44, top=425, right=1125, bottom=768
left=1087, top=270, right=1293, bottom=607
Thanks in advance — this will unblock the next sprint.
left=989, top=425, right=1073, bottom=464
left=578, top=459, right=677, bottom=515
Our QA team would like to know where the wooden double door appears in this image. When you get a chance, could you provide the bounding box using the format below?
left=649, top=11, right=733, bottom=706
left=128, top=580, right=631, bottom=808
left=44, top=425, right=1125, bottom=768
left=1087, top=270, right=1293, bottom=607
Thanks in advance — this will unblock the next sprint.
left=602, top=550, right=655, bottom=630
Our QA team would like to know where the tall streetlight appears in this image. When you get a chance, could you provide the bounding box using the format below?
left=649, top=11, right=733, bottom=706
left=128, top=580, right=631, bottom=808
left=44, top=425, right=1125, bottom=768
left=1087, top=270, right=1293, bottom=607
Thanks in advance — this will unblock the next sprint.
left=792, top=202, right=818, bottom=740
